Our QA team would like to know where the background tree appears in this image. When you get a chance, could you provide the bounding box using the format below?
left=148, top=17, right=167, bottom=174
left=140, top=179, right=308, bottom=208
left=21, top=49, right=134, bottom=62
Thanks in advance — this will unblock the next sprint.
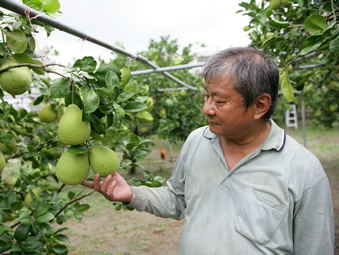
left=108, top=36, right=207, bottom=143
left=239, top=0, right=339, bottom=129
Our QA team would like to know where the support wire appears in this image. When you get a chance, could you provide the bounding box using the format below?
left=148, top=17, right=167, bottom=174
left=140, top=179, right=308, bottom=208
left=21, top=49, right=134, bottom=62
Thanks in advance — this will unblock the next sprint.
left=0, top=0, right=198, bottom=90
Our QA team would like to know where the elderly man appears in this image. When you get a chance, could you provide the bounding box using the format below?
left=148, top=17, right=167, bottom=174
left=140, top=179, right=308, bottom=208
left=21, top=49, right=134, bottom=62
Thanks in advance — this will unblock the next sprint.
left=82, top=47, right=334, bottom=254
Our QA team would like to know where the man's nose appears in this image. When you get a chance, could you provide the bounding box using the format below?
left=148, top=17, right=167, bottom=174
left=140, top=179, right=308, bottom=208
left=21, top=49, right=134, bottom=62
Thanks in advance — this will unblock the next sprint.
left=203, top=99, right=215, bottom=116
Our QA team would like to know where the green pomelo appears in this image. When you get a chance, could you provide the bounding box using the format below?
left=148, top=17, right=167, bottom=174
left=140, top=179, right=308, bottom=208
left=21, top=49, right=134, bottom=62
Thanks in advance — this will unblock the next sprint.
left=39, top=103, right=57, bottom=123
left=25, top=187, right=42, bottom=207
left=180, top=89, right=187, bottom=97
left=6, top=175, right=18, bottom=187
left=281, top=0, right=291, bottom=7
left=58, top=104, right=91, bottom=145
left=89, top=145, right=120, bottom=177
left=135, top=111, right=153, bottom=123
left=0, top=139, right=16, bottom=154
left=0, top=152, right=5, bottom=173
left=141, top=126, right=148, bottom=133
left=56, top=150, right=90, bottom=185
left=270, top=0, right=281, bottom=10
left=0, top=59, right=32, bottom=95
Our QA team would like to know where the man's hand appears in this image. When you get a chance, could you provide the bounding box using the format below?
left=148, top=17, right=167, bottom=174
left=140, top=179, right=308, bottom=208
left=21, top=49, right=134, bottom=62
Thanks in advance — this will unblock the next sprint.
left=81, top=172, right=133, bottom=203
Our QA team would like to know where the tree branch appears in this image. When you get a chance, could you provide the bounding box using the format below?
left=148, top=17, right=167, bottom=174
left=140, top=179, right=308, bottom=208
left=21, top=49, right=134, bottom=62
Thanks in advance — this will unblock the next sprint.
left=52, top=191, right=95, bottom=220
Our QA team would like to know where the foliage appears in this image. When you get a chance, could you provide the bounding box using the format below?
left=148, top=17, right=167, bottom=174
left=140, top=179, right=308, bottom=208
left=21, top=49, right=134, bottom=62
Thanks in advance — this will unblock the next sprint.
left=0, top=1, right=166, bottom=254
left=107, top=36, right=208, bottom=143
left=238, top=0, right=339, bottom=128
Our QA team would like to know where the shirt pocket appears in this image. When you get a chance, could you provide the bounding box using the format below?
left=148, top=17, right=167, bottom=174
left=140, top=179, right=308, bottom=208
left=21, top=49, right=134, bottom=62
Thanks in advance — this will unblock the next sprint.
left=234, top=188, right=287, bottom=244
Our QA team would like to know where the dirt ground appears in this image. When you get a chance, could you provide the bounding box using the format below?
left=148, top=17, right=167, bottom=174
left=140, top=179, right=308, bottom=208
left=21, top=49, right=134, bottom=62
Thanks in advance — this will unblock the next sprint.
left=62, top=130, right=339, bottom=255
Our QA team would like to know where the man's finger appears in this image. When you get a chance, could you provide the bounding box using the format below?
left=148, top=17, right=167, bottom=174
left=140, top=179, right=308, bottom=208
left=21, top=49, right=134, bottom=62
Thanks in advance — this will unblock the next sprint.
left=93, top=174, right=101, bottom=191
left=81, top=180, right=94, bottom=188
left=106, top=180, right=116, bottom=199
left=100, top=175, right=112, bottom=193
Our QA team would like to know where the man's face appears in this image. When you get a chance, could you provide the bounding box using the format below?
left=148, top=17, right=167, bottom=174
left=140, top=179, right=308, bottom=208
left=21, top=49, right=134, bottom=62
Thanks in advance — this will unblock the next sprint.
left=203, top=75, right=257, bottom=141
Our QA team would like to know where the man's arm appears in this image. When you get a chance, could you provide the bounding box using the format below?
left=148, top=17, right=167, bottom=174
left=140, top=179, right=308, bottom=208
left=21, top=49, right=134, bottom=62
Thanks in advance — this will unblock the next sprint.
left=293, top=177, right=334, bottom=254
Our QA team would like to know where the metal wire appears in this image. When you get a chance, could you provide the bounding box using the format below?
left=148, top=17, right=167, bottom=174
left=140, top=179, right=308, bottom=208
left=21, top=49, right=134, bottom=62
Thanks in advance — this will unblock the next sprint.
left=0, top=0, right=198, bottom=90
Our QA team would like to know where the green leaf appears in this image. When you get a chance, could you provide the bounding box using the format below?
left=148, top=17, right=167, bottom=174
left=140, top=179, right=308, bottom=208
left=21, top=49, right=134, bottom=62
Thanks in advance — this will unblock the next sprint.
left=0, top=240, right=11, bottom=253
left=12, top=53, right=33, bottom=64
left=114, top=103, right=125, bottom=119
left=270, top=18, right=289, bottom=29
left=329, top=36, right=339, bottom=53
left=29, top=37, right=36, bottom=52
left=262, top=36, right=276, bottom=47
left=304, top=14, right=326, bottom=34
left=73, top=56, right=97, bottom=72
left=36, top=212, right=54, bottom=223
left=55, top=234, right=70, bottom=243
left=90, top=113, right=106, bottom=134
left=19, top=211, right=32, bottom=225
left=33, top=204, right=50, bottom=217
left=281, top=76, right=294, bottom=102
left=105, top=70, right=120, bottom=92
left=300, top=41, right=323, bottom=56
left=65, top=91, right=82, bottom=108
left=95, top=63, right=121, bottom=85
left=73, top=211, right=83, bottom=220
left=50, top=78, right=70, bottom=98
left=0, top=134, right=14, bottom=144
left=14, top=224, right=30, bottom=242
left=120, top=65, right=131, bottom=88
left=78, top=204, right=90, bottom=212
left=20, top=240, right=43, bottom=252
left=123, top=102, right=147, bottom=113
left=42, top=0, right=60, bottom=13
left=99, top=104, right=113, bottom=114
left=150, top=180, right=162, bottom=187
left=116, top=91, right=135, bottom=103
left=11, top=244, right=22, bottom=252
left=67, top=145, right=88, bottom=154
left=6, top=30, right=27, bottom=53
left=31, top=59, right=45, bottom=74
left=0, top=224, right=4, bottom=235
left=107, top=112, right=113, bottom=128
left=81, top=85, right=100, bottom=114
left=256, top=12, right=267, bottom=24
left=96, top=87, right=115, bottom=100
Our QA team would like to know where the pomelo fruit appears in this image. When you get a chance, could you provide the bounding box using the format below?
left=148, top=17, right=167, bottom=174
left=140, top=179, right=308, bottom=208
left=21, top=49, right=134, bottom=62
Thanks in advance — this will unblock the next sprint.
left=0, top=59, right=32, bottom=95
left=89, top=145, right=120, bottom=177
left=58, top=104, right=91, bottom=145
left=39, top=103, right=57, bottom=123
left=56, top=150, right=90, bottom=185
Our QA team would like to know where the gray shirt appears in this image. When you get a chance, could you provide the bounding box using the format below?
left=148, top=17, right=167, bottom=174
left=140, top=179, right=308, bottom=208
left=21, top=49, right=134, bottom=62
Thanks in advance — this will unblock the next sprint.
left=128, top=121, right=334, bottom=254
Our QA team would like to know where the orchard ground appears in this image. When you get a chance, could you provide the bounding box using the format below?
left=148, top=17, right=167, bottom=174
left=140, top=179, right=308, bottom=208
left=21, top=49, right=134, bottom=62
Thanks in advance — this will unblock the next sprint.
left=4, top=121, right=339, bottom=255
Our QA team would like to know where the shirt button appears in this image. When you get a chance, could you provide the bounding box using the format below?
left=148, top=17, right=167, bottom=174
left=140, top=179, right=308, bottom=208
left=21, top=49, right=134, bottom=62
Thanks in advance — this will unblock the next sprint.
left=226, top=177, right=230, bottom=180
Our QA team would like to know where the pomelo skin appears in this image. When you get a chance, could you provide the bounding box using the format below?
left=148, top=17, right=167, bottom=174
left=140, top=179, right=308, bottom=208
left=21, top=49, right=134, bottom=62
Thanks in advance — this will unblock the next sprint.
left=58, top=104, right=91, bottom=145
left=89, top=145, right=120, bottom=177
left=0, top=59, right=32, bottom=95
left=56, top=150, right=90, bottom=185
left=0, top=152, right=5, bottom=173
left=39, top=103, right=57, bottom=123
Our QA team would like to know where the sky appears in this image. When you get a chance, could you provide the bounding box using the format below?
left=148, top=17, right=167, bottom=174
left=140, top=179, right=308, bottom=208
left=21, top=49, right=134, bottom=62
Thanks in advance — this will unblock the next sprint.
left=30, top=0, right=252, bottom=65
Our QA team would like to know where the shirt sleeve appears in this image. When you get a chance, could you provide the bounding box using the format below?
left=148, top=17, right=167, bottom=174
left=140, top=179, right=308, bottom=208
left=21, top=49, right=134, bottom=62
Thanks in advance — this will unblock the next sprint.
left=126, top=150, right=187, bottom=220
left=293, top=176, right=334, bottom=254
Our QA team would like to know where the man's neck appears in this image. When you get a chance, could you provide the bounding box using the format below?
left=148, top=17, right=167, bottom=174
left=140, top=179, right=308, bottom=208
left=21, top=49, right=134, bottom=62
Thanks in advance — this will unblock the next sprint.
left=220, top=120, right=271, bottom=170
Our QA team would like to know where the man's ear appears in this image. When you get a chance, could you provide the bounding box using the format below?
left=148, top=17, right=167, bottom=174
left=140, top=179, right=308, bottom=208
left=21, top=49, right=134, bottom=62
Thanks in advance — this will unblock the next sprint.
left=254, top=94, right=271, bottom=120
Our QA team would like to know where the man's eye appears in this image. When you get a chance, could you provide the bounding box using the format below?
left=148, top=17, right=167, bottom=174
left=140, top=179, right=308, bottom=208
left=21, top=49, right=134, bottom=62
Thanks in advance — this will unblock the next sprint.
left=205, top=95, right=209, bottom=100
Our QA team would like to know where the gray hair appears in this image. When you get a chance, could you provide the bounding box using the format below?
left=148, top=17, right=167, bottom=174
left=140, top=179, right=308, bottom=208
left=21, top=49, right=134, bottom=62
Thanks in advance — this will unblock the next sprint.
left=201, top=47, right=279, bottom=120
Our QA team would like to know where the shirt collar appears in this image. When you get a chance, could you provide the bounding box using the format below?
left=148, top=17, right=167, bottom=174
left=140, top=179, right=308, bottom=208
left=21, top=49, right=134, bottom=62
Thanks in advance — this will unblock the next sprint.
left=202, top=120, right=286, bottom=151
